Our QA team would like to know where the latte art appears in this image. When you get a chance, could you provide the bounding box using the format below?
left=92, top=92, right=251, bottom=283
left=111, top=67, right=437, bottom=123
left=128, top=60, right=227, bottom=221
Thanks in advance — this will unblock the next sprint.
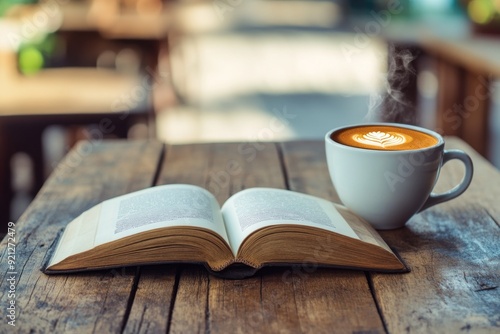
left=331, top=125, right=439, bottom=151
left=353, top=131, right=408, bottom=148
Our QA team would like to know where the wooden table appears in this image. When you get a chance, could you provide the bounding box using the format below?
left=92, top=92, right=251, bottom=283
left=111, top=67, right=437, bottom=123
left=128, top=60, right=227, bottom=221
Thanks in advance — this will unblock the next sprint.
left=0, top=138, right=498, bottom=333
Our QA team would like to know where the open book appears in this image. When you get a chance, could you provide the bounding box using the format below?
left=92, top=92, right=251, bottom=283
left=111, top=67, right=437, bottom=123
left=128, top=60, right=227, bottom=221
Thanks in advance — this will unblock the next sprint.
left=43, top=184, right=407, bottom=278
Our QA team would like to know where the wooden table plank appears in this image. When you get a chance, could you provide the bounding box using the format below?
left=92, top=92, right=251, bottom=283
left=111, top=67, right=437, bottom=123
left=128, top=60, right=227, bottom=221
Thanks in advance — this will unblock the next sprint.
left=123, top=266, right=177, bottom=334
left=123, top=143, right=221, bottom=333
left=373, top=137, right=500, bottom=333
left=280, top=141, right=340, bottom=204
left=280, top=141, right=386, bottom=333
left=158, top=142, right=285, bottom=204
left=0, top=140, right=163, bottom=333
left=126, top=142, right=293, bottom=333
left=197, top=142, right=300, bottom=334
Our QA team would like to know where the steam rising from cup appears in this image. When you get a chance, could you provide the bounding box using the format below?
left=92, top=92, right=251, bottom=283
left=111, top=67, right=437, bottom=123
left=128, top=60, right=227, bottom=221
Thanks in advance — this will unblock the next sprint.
left=365, top=44, right=417, bottom=124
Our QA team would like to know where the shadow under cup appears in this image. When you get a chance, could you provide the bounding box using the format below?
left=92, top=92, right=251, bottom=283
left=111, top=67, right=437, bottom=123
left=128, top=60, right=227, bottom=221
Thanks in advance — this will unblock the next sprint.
left=325, top=123, right=473, bottom=230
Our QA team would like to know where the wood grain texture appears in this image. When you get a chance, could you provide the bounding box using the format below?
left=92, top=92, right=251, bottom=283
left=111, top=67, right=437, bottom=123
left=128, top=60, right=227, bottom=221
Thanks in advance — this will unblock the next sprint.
left=123, top=266, right=177, bottom=334
left=143, top=141, right=386, bottom=333
left=1, top=138, right=498, bottom=333
left=280, top=141, right=386, bottom=333
left=168, top=266, right=208, bottom=334
left=157, top=142, right=294, bottom=334
left=0, top=140, right=163, bottom=333
left=373, top=137, right=500, bottom=333
left=280, top=141, right=340, bottom=204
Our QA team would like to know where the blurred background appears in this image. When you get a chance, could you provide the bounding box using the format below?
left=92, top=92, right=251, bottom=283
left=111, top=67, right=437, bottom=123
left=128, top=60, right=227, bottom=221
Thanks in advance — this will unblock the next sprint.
left=1, top=0, right=500, bottom=223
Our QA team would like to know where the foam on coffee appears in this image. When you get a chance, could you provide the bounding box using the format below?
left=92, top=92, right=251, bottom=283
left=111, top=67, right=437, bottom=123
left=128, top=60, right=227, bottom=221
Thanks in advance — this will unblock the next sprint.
left=332, top=125, right=438, bottom=151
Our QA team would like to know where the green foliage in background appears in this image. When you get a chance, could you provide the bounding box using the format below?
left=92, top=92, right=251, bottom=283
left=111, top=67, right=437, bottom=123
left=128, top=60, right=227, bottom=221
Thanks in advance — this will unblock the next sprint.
left=0, top=0, right=36, bottom=17
left=18, top=33, right=56, bottom=74
left=0, top=0, right=57, bottom=74
left=467, top=0, right=500, bottom=25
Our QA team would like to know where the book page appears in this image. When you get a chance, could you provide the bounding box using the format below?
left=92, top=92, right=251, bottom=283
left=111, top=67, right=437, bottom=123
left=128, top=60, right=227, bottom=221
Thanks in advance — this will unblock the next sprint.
left=93, top=184, right=230, bottom=246
left=48, top=204, right=103, bottom=267
left=221, top=188, right=359, bottom=255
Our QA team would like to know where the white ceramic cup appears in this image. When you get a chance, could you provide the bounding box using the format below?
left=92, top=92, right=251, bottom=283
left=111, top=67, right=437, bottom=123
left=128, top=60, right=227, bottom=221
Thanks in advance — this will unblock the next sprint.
left=325, top=123, right=474, bottom=230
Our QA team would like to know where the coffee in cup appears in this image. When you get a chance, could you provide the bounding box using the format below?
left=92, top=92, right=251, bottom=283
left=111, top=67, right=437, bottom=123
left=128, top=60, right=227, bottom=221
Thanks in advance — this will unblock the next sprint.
left=331, top=125, right=438, bottom=151
left=325, top=123, right=473, bottom=230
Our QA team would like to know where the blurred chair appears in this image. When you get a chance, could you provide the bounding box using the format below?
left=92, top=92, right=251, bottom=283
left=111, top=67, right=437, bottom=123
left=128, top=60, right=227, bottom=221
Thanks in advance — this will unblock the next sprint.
left=0, top=10, right=155, bottom=229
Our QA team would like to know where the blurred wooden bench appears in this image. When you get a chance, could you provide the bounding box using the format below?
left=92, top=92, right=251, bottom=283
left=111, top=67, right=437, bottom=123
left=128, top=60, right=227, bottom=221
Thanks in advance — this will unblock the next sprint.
left=0, top=48, right=154, bottom=230
left=0, top=1, right=177, bottom=228
left=418, top=34, right=499, bottom=158
left=382, top=18, right=498, bottom=159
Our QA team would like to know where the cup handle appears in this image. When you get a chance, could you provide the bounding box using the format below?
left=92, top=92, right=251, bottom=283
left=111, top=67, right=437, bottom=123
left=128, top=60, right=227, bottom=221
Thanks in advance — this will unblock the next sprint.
left=419, top=149, right=474, bottom=212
